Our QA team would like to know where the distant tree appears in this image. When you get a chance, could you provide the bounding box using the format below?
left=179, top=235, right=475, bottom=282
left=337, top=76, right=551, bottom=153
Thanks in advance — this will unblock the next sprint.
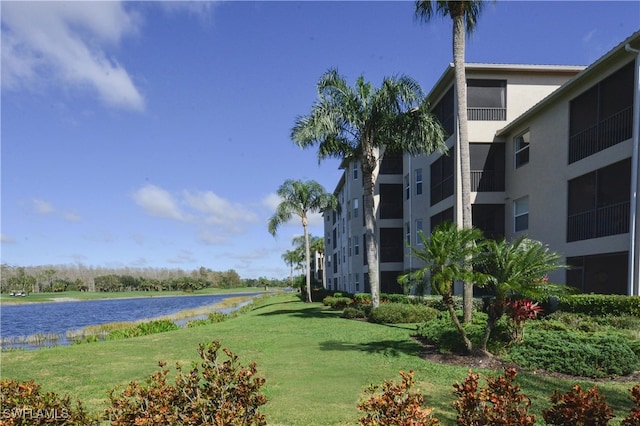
left=415, top=0, right=490, bottom=322
left=292, top=69, right=446, bottom=308
left=282, top=250, right=301, bottom=286
left=269, top=179, right=337, bottom=303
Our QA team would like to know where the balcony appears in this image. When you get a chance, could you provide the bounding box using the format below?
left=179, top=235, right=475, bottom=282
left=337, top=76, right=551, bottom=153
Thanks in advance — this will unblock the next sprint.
left=471, top=170, right=505, bottom=192
left=569, top=107, right=633, bottom=163
left=567, top=201, right=630, bottom=242
left=468, top=107, right=506, bottom=121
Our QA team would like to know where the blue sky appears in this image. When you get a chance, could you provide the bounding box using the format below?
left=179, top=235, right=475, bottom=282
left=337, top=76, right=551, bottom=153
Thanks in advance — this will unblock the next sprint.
left=2, top=1, right=639, bottom=279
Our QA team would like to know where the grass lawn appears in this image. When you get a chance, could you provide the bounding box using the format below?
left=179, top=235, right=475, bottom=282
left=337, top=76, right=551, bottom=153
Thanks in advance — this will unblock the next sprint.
left=1, top=293, right=636, bottom=425
left=0, top=287, right=265, bottom=305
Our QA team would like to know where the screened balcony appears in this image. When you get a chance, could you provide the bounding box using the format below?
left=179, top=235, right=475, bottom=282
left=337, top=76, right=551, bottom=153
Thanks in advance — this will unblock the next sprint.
left=567, top=200, right=630, bottom=242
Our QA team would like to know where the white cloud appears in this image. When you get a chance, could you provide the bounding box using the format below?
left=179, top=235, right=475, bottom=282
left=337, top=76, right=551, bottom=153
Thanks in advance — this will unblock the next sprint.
left=183, top=190, right=258, bottom=228
left=1, top=234, right=16, bottom=244
left=63, top=211, right=82, bottom=222
left=131, top=184, right=188, bottom=221
left=32, top=198, right=55, bottom=215
left=197, top=230, right=229, bottom=245
left=1, top=1, right=144, bottom=111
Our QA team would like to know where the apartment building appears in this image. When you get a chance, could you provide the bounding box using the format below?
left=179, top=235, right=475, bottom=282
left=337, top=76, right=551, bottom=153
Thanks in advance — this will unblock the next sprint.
left=324, top=31, right=639, bottom=296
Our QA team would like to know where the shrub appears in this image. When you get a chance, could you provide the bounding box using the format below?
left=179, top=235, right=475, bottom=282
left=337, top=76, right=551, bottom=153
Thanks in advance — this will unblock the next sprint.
left=622, top=384, right=640, bottom=426
left=368, top=303, right=439, bottom=324
left=358, top=370, right=439, bottom=426
left=106, top=319, right=179, bottom=340
left=507, top=329, right=639, bottom=378
left=342, top=306, right=368, bottom=320
left=353, top=293, right=371, bottom=305
left=452, top=368, right=535, bottom=426
left=0, top=379, right=98, bottom=425
left=556, top=295, right=640, bottom=317
left=105, top=340, right=267, bottom=425
left=323, top=296, right=352, bottom=310
left=417, top=311, right=510, bottom=354
left=543, top=385, right=614, bottom=426
left=381, top=293, right=408, bottom=304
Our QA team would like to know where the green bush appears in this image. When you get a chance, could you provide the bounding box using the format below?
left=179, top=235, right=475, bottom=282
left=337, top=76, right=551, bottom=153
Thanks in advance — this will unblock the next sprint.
left=417, top=311, right=510, bottom=354
left=369, top=303, right=439, bottom=324
left=551, top=294, right=640, bottom=317
left=323, top=296, right=353, bottom=310
left=106, top=320, right=178, bottom=340
left=353, top=293, right=371, bottom=305
left=381, top=293, right=408, bottom=304
left=506, top=329, right=640, bottom=378
left=341, top=306, right=368, bottom=320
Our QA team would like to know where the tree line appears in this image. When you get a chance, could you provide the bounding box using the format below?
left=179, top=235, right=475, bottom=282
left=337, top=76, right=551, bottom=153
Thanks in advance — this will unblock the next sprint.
left=0, top=264, right=290, bottom=294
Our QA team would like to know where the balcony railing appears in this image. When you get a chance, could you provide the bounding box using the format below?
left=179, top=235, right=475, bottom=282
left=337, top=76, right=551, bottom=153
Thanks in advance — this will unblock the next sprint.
left=567, top=201, right=630, bottom=242
left=471, top=170, right=505, bottom=192
left=569, top=106, right=633, bottom=163
left=468, top=107, right=506, bottom=121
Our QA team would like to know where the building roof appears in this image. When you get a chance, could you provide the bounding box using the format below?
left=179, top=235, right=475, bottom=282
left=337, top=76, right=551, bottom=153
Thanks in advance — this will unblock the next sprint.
left=496, top=30, right=640, bottom=136
left=426, top=62, right=585, bottom=104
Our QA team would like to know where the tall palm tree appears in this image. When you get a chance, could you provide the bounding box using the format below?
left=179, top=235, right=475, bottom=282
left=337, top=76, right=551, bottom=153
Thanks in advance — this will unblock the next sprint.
left=269, top=179, right=337, bottom=303
left=479, top=237, right=569, bottom=353
left=415, top=0, right=488, bottom=323
left=292, top=69, right=446, bottom=309
left=398, top=222, right=487, bottom=353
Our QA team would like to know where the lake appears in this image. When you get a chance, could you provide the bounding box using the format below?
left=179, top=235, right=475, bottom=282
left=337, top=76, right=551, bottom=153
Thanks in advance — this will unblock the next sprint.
left=0, top=293, right=260, bottom=349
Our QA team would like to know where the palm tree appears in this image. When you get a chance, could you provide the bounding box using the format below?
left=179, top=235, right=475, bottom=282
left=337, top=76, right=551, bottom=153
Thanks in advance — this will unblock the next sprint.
left=268, top=179, right=337, bottom=303
left=281, top=249, right=300, bottom=287
left=415, top=0, right=488, bottom=323
left=292, top=69, right=446, bottom=308
left=479, top=237, right=569, bottom=353
left=398, top=222, right=487, bottom=353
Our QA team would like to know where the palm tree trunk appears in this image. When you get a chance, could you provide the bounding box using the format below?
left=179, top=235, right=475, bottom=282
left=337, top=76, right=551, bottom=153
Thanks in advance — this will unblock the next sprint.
left=363, top=148, right=380, bottom=308
left=452, top=12, right=474, bottom=323
left=443, top=293, right=473, bottom=353
left=303, top=218, right=312, bottom=303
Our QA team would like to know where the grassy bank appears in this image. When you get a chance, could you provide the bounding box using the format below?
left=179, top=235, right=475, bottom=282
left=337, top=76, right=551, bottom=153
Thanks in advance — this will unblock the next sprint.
left=0, top=293, right=636, bottom=425
left=0, top=287, right=265, bottom=305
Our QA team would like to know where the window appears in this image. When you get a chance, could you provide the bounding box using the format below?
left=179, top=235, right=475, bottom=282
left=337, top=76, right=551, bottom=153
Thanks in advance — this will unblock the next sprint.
left=379, top=184, right=403, bottom=219
left=514, top=196, right=529, bottom=232
left=380, top=228, right=404, bottom=263
left=348, top=238, right=351, bottom=256
left=415, top=169, right=423, bottom=195
left=353, top=235, right=359, bottom=255
left=431, top=207, right=454, bottom=231
left=353, top=162, right=358, bottom=180
left=353, top=198, right=359, bottom=218
left=405, top=222, right=411, bottom=245
left=467, top=79, right=506, bottom=121
left=431, top=147, right=454, bottom=205
left=405, top=174, right=410, bottom=200
left=514, top=130, right=530, bottom=168
left=415, top=219, right=424, bottom=245
left=355, top=273, right=360, bottom=291
left=380, top=152, right=403, bottom=174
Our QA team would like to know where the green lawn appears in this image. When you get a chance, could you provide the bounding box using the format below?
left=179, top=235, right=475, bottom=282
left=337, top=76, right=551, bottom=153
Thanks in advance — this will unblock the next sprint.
left=0, top=293, right=636, bottom=425
left=0, top=287, right=265, bottom=305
